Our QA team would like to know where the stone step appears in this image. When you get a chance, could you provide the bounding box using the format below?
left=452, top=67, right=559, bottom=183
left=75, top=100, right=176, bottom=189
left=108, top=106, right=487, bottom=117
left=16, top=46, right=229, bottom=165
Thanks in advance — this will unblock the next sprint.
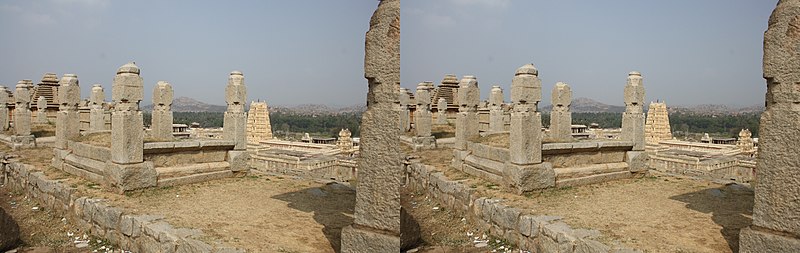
left=156, top=170, right=233, bottom=188
left=156, top=161, right=230, bottom=179
left=555, top=170, right=633, bottom=188
left=554, top=162, right=629, bottom=180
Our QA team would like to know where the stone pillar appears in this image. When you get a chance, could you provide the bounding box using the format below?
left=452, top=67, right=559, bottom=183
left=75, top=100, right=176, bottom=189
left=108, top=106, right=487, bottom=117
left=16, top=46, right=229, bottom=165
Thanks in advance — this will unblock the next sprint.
left=105, top=63, right=156, bottom=192
left=89, top=84, right=105, bottom=131
left=414, top=83, right=431, bottom=137
left=55, top=74, right=80, bottom=149
left=0, top=86, right=9, bottom=131
left=340, top=0, right=401, bottom=251
left=505, top=64, right=554, bottom=192
left=454, top=76, right=479, bottom=150
left=13, top=80, right=32, bottom=136
left=739, top=1, right=800, bottom=251
left=35, top=96, right=47, bottom=124
left=399, top=88, right=411, bottom=132
left=436, top=97, right=447, bottom=125
left=151, top=81, right=174, bottom=140
left=549, top=82, right=572, bottom=140
left=11, top=80, right=35, bottom=150
left=488, top=85, right=504, bottom=132
left=621, top=72, right=645, bottom=151
left=412, top=82, right=435, bottom=150
left=223, top=71, right=249, bottom=173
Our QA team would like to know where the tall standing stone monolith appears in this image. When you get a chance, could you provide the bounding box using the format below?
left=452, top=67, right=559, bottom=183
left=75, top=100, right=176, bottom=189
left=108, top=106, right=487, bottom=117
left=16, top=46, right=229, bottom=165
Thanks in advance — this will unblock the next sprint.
left=412, top=82, right=435, bottom=150
left=436, top=97, right=447, bottom=125
left=549, top=82, right=572, bottom=140
left=451, top=75, right=480, bottom=170
left=0, top=86, right=8, bottom=131
left=223, top=71, right=249, bottom=173
left=105, top=63, right=156, bottom=192
left=414, top=83, right=432, bottom=137
left=399, top=88, right=412, bottom=131
left=35, top=96, right=47, bottom=124
left=454, top=76, right=479, bottom=149
left=504, top=64, right=554, bottom=192
left=151, top=81, right=174, bottom=140
left=89, top=84, right=105, bottom=131
left=11, top=80, right=36, bottom=150
left=621, top=71, right=645, bottom=151
left=340, top=0, right=401, bottom=251
left=224, top=72, right=247, bottom=150
left=739, top=1, right=800, bottom=251
left=55, top=74, right=80, bottom=149
left=13, top=80, right=32, bottom=136
left=488, top=85, right=504, bottom=132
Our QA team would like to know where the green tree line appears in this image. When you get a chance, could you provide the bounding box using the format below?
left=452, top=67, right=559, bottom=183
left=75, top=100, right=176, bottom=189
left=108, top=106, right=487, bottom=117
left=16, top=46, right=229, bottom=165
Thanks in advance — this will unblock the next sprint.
left=543, top=112, right=760, bottom=137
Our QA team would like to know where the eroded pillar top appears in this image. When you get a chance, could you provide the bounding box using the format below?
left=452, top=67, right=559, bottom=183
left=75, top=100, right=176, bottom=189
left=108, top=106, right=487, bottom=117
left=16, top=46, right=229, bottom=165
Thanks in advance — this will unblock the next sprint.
left=552, top=82, right=572, bottom=107
left=511, top=63, right=542, bottom=110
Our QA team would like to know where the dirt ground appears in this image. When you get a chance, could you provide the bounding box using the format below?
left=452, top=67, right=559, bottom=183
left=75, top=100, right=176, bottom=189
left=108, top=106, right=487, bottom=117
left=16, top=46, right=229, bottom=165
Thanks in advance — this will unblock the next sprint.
left=112, top=175, right=356, bottom=253
left=0, top=186, right=115, bottom=252
left=402, top=186, right=516, bottom=253
left=406, top=146, right=753, bottom=253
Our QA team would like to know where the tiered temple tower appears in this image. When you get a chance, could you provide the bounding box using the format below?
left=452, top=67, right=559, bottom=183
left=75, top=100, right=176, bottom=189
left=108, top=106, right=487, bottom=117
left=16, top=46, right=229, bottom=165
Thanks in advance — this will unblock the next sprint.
left=645, top=101, right=672, bottom=144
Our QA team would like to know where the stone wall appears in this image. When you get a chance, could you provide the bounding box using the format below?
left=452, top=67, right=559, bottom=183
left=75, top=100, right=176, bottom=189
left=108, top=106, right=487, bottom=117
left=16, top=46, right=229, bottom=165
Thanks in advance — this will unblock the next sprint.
left=0, top=157, right=242, bottom=253
left=404, top=161, right=639, bottom=252
left=248, top=152, right=357, bottom=182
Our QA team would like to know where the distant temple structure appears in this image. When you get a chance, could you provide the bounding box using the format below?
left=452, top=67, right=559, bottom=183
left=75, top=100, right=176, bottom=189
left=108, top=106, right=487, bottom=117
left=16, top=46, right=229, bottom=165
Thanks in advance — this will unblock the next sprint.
left=645, top=101, right=672, bottom=144
left=430, top=74, right=460, bottom=113
left=246, top=101, right=273, bottom=144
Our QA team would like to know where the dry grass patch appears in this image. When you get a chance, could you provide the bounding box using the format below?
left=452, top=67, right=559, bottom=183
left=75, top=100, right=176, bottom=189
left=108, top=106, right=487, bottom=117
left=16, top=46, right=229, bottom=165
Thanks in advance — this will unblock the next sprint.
left=75, top=132, right=111, bottom=148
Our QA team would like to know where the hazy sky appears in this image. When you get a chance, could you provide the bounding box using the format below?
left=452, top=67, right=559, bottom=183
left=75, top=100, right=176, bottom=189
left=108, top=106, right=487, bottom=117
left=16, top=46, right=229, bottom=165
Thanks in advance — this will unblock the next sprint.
left=0, top=0, right=376, bottom=106
left=402, top=0, right=776, bottom=107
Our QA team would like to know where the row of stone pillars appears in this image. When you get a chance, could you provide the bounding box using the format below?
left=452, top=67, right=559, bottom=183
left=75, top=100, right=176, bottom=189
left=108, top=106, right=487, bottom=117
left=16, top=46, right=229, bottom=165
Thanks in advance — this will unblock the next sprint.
left=447, top=64, right=646, bottom=192
left=44, top=63, right=248, bottom=192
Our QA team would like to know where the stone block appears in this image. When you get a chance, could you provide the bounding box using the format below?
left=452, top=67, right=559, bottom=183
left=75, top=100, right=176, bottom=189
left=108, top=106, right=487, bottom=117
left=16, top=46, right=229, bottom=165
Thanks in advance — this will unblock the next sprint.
left=111, top=111, right=144, bottom=164
left=10, top=135, right=35, bottom=150
left=518, top=214, right=536, bottom=238
left=112, top=75, right=144, bottom=103
left=227, top=150, right=249, bottom=172
left=105, top=162, right=157, bottom=192
left=176, top=238, right=213, bottom=253
left=503, top=162, right=554, bottom=193
left=509, top=112, right=542, bottom=164
left=411, top=136, right=436, bottom=151
left=340, top=225, right=400, bottom=253
left=625, top=151, right=649, bottom=172
left=576, top=239, right=611, bottom=253
left=491, top=204, right=521, bottom=230
left=223, top=112, right=247, bottom=150
left=739, top=227, right=800, bottom=253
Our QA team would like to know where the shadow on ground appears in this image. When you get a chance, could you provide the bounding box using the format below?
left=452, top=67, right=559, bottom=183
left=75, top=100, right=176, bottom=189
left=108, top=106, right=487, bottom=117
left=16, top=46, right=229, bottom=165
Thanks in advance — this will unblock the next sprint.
left=272, top=182, right=356, bottom=252
left=670, top=183, right=754, bottom=252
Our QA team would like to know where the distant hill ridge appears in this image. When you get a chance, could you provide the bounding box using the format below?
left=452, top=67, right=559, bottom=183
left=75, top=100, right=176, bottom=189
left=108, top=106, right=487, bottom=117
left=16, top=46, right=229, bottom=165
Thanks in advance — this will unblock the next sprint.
left=142, top=97, right=366, bottom=114
left=142, top=97, right=227, bottom=112
left=539, top=97, right=763, bottom=115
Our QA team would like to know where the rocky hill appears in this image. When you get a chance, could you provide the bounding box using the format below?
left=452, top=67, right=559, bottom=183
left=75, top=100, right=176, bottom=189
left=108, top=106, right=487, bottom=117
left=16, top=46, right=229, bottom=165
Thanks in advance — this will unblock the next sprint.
left=141, top=97, right=227, bottom=112
left=540, top=97, right=625, bottom=113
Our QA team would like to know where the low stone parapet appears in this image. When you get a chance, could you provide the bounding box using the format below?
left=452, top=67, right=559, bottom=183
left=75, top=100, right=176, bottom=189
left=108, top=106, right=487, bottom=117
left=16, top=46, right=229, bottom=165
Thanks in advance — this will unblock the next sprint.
left=404, top=160, right=640, bottom=252
left=0, top=156, right=243, bottom=252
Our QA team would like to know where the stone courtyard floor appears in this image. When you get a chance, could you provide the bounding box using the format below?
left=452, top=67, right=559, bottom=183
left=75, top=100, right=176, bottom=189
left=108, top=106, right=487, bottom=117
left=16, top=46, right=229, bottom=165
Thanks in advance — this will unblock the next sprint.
left=406, top=147, right=754, bottom=253
left=1, top=143, right=356, bottom=253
